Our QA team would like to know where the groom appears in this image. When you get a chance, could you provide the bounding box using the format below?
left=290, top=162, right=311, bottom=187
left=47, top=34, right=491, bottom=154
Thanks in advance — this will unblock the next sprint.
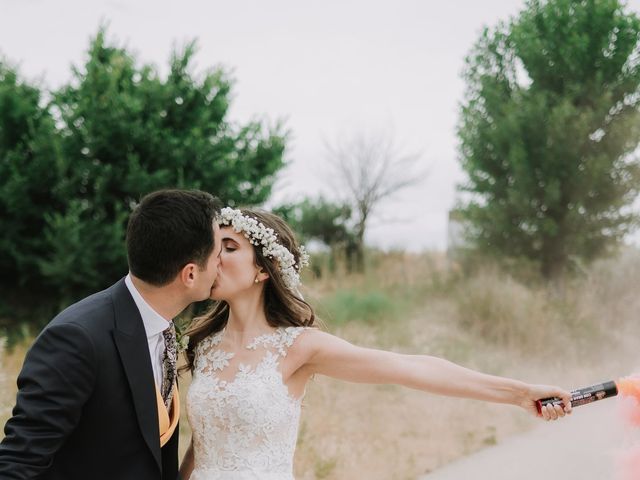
left=0, top=189, right=222, bottom=480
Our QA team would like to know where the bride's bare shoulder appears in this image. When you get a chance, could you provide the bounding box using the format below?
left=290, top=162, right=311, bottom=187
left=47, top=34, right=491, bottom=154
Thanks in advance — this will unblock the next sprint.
left=288, top=327, right=345, bottom=362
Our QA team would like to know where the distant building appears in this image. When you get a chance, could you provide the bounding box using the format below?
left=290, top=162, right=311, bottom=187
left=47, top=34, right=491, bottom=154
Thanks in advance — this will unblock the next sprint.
left=447, top=209, right=467, bottom=261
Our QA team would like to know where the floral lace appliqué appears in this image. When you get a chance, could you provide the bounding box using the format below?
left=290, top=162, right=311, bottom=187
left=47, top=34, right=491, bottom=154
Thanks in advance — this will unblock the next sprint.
left=246, top=326, right=304, bottom=357
left=187, top=326, right=306, bottom=480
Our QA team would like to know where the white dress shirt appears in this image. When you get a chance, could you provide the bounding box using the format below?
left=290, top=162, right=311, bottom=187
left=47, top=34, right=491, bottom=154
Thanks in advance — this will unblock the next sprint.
left=125, top=274, right=171, bottom=389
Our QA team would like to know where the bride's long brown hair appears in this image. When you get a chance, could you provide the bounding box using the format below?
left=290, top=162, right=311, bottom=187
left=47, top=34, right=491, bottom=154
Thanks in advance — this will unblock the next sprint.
left=182, top=208, right=316, bottom=373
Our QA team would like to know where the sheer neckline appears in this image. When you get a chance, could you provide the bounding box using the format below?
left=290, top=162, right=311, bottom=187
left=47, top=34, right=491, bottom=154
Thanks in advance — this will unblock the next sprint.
left=212, top=326, right=301, bottom=353
left=193, top=325, right=308, bottom=402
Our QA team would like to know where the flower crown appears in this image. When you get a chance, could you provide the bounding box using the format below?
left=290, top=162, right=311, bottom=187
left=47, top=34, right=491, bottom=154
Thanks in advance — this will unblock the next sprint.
left=217, top=207, right=309, bottom=292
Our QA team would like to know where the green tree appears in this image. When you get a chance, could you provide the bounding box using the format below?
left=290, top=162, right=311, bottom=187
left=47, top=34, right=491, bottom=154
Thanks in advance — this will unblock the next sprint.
left=0, top=60, right=66, bottom=296
left=0, top=28, right=287, bottom=313
left=274, top=197, right=358, bottom=271
left=46, top=29, right=286, bottom=298
left=458, top=0, right=640, bottom=278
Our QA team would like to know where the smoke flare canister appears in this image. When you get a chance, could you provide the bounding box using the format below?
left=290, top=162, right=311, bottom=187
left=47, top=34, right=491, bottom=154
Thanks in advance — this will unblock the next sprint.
left=535, top=381, right=619, bottom=414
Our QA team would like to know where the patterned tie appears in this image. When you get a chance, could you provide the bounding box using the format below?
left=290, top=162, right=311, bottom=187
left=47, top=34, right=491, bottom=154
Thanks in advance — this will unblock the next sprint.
left=161, top=322, right=177, bottom=409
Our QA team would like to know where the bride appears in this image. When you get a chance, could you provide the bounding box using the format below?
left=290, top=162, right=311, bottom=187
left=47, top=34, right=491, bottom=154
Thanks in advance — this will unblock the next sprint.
left=180, top=207, right=572, bottom=480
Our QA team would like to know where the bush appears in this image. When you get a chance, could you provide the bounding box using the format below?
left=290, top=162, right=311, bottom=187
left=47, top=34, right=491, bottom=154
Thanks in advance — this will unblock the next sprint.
left=0, top=28, right=287, bottom=322
left=320, top=289, right=401, bottom=326
left=451, top=267, right=563, bottom=352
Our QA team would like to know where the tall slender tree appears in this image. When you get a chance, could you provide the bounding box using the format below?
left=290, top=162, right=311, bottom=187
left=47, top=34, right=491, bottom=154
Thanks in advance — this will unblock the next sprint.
left=325, top=132, right=424, bottom=270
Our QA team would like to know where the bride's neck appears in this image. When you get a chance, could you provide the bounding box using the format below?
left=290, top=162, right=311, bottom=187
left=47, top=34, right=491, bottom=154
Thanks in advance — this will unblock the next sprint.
left=225, top=292, right=270, bottom=342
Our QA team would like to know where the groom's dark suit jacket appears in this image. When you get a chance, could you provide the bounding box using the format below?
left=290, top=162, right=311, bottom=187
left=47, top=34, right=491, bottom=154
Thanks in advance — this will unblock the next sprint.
left=0, top=278, right=179, bottom=480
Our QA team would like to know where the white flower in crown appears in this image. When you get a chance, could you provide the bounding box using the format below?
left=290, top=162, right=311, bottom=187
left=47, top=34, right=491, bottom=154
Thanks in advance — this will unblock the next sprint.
left=218, top=207, right=309, bottom=292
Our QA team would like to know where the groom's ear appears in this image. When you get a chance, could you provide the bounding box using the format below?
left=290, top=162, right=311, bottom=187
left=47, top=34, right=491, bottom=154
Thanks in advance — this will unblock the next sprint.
left=180, top=263, right=198, bottom=287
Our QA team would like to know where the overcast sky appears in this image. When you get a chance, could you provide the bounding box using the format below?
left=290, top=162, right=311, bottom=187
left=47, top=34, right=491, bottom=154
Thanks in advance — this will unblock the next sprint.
left=2, top=0, right=640, bottom=251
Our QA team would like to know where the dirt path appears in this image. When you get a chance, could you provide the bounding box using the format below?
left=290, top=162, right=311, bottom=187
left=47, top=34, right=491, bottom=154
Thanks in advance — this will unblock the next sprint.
left=421, top=401, right=627, bottom=479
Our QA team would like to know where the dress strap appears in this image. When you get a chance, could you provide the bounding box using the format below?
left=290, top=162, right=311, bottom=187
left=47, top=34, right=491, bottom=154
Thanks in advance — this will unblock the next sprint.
left=246, top=326, right=305, bottom=357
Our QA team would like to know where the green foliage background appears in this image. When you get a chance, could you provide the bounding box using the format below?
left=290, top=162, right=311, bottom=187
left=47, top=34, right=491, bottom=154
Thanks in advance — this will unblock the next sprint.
left=458, top=0, right=640, bottom=278
left=0, top=28, right=287, bottom=320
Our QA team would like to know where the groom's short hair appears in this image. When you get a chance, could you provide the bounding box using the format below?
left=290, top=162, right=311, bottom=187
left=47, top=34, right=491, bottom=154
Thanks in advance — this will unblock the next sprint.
left=126, top=189, right=222, bottom=286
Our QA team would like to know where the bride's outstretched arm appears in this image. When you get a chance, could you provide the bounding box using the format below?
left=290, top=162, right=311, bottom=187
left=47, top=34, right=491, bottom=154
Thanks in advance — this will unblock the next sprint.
left=298, top=330, right=572, bottom=420
left=179, top=438, right=195, bottom=480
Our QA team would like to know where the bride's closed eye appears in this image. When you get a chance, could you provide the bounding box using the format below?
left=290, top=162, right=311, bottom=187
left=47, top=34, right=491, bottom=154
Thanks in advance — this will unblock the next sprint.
left=222, top=238, right=239, bottom=252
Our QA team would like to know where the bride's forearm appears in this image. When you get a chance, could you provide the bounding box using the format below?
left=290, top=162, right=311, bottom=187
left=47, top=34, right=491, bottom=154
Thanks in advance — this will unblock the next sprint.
left=403, top=355, right=529, bottom=405
left=179, top=439, right=195, bottom=480
left=307, top=331, right=539, bottom=406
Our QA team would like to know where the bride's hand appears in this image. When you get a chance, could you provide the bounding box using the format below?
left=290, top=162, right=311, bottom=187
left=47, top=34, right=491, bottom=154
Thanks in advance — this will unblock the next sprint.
left=521, top=384, right=572, bottom=420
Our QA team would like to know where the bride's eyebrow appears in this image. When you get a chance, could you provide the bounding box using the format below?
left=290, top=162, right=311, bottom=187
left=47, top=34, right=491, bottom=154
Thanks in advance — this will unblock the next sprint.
left=222, top=237, right=240, bottom=245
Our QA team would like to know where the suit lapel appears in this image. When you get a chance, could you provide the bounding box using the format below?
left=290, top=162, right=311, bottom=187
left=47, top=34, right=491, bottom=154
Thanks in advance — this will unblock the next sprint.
left=110, top=278, right=162, bottom=471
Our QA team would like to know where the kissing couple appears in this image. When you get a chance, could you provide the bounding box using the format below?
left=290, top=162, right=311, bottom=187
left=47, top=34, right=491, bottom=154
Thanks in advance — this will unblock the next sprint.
left=0, top=189, right=572, bottom=480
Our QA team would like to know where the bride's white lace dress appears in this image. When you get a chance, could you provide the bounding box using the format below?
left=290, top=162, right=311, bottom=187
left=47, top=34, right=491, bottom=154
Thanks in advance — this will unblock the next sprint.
left=186, top=326, right=306, bottom=480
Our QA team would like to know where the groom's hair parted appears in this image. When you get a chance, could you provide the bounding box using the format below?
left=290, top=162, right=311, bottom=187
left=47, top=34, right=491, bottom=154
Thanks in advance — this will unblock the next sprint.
left=183, top=208, right=318, bottom=373
left=126, top=189, right=222, bottom=286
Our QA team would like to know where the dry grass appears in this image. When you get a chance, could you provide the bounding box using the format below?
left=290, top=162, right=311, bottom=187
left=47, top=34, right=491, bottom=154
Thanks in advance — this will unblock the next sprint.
left=1, top=249, right=639, bottom=479
left=290, top=298, right=637, bottom=479
left=290, top=248, right=640, bottom=478
left=0, top=339, right=29, bottom=428
left=292, top=305, right=537, bottom=480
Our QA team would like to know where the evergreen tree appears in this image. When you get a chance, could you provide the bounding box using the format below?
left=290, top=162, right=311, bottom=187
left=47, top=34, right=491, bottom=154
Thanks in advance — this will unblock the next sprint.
left=0, top=61, right=66, bottom=294
left=0, top=28, right=287, bottom=314
left=459, top=0, right=640, bottom=278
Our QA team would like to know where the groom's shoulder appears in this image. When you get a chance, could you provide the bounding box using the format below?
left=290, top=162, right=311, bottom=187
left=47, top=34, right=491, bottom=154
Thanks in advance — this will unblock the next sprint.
left=48, top=279, right=124, bottom=333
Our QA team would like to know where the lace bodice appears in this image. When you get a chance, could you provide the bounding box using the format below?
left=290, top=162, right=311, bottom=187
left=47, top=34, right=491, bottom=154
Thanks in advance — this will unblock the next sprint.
left=186, top=326, right=306, bottom=480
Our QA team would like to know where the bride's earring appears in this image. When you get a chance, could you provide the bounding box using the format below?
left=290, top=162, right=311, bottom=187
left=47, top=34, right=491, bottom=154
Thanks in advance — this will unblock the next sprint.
left=254, top=277, right=260, bottom=284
